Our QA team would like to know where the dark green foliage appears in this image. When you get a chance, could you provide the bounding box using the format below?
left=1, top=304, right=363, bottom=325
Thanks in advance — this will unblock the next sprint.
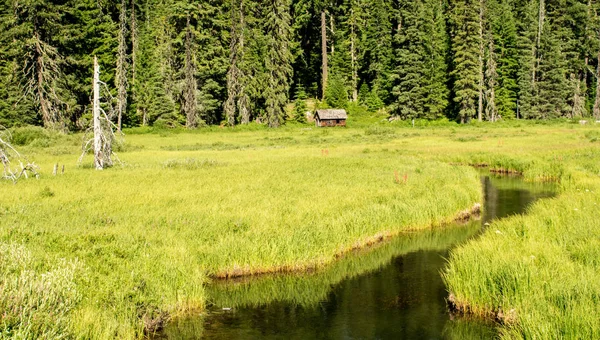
left=487, top=0, right=519, bottom=119
left=293, top=85, right=308, bottom=123
left=391, top=0, right=449, bottom=120
left=0, top=0, right=597, bottom=128
left=324, top=74, right=348, bottom=108
left=264, top=0, right=293, bottom=128
left=450, top=0, right=482, bottom=122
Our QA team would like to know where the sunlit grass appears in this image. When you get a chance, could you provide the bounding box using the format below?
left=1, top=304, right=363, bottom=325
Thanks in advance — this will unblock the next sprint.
left=1, top=124, right=480, bottom=338
left=1, top=120, right=599, bottom=338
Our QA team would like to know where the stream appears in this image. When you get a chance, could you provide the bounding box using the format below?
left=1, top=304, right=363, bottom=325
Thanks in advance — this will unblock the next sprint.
left=157, top=172, right=555, bottom=339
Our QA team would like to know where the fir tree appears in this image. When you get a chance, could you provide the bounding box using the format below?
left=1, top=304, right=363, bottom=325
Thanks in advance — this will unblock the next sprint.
left=391, top=0, right=427, bottom=119
left=450, top=0, right=483, bottom=122
left=488, top=0, right=518, bottom=119
left=324, top=73, right=349, bottom=108
left=225, top=0, right=250, bottom=126
left=515, top=0, right=539, bottom=118
left=264, top=0, right=293, bottom=128
left=292, top=85, right=308, bottom=123
left=3, top=0, right=70, bottom=129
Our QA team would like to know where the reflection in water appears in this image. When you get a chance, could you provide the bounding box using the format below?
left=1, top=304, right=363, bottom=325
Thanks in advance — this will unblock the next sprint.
left=158, top=173, right=555, bottom=339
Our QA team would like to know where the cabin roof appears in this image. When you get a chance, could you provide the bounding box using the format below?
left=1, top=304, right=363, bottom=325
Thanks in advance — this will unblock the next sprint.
left=315, top=109, right=348, bottom=120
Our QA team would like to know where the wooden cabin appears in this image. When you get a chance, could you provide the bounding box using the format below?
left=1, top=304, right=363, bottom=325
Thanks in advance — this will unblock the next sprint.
left=314, top=109, right=348, bottom=127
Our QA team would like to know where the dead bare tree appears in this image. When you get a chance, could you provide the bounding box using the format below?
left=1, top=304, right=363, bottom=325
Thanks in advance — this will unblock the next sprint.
left=0, top=126, right=39, bottom=182
left=79, top=57, right=121, bottom=170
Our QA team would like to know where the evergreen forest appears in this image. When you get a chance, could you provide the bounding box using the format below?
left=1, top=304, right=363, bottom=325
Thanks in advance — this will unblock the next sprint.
left=1, top=0, right=600, bottom=130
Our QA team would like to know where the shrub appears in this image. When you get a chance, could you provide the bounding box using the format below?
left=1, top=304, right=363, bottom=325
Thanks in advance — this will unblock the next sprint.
left=10, top=126, right=52, bottom=146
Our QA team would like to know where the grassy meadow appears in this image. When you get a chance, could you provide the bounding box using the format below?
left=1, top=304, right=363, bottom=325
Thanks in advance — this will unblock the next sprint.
left=1, top=119, right=600, bottom=338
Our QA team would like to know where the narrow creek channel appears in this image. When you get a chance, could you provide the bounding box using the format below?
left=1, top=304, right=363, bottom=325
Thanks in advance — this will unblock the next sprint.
left=157, top=172, right=555, bottom=339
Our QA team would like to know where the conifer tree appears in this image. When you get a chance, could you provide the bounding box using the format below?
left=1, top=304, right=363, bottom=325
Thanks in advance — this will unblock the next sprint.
left=3, top=0, right=69, bottom=129
left=225, top=0, right=250, bottom=126
left=488, top=0, right=518, bottom=119
left=363, top=0, right=394, bottom=103
left=292, top=85, right=308, bottom=123
left=450, top=0, right=483, bottom=122
left=536, top=0, right=571, bottom=118
left=485, top=34, right=499, bottom=120
left=264, top=0, right=293, bottom=128
left=391, top=0, right=427, bottom=119
left=515, top=0, right=539, bottom=118
left=183, top=14, right=198, bottom=128
left=423, top=0, right=451, bottom=119
left=116, top=0, right=129, bottom=131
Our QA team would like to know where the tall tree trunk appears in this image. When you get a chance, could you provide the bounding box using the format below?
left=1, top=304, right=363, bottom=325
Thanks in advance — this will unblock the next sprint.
left=321, top=10, right=328, bottom=99
left=350, top=8, right=358, bottom=102
left=184, top=15, right=197, bottom=128
left=478, top=0, right=484, bottom=122
left=116, top=0, right=128, bottom=132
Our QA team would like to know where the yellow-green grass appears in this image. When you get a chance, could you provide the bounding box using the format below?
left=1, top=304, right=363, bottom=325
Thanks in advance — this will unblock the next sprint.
left=206, top=220, right=483, bottom=310
left=444, top=170, right=600, bottom=339
left=2, top=121, right=600, bottom=338
left=1, top=124, right=481, bottom=338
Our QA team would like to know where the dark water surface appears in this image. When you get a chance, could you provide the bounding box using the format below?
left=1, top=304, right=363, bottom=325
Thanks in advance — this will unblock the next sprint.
left=159, top=173, right=555, bottom=339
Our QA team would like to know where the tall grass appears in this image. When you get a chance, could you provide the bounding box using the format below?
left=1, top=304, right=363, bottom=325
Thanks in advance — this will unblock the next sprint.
left=1, top=125, right=481, bottom=338
left=1, top=120, right=599, bottom=338
left=206, top=220, right=482, bottom=310
left=0, top=243, right=81, bottom=339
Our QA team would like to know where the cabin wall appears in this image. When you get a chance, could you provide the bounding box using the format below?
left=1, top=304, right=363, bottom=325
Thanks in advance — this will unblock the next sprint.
left=317, top=119, right=346, bottom=127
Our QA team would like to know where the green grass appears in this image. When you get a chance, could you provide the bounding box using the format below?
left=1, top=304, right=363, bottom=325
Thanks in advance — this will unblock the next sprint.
left=2, top=119, right=600, bottom=339
left=206, top=220, right=483, bottom=310
left=1, top=124, right=480, bottom=339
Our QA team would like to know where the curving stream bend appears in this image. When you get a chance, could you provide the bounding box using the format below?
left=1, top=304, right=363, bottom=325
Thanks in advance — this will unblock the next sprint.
left=156, top=172, right=555, bottom=339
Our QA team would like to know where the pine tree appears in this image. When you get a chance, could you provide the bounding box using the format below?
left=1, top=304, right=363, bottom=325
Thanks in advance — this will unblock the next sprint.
left=515, top=0, right=538, bottom=118
left=536, top=25, right=569, bottom=118
left=488, top=0, right=518, bottom=119
left=423, top=0, right=451, bottom=119
left=450, top=0, right=483, bottom=122
left=391, top=0, right=427, bottom=119
left=485, top=33, right=499, bottom=120
left=324, top=73, right=348, bottom=108
left=292, top=85, right=308, bottom=122
left=363, top=0, right=394, bottom=103
left=264, top=0, right=293, bottom=128
left=116, top=0, right=129, bottom=131
left=0, top=2, right=36, bottom=126
left=183, top=14, right=198, bottom=128
left=536, top=0, right=572, bottom=118
left=3, top=0, right=70, bottom=129
left=225, top=0, right=250, bottom=126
